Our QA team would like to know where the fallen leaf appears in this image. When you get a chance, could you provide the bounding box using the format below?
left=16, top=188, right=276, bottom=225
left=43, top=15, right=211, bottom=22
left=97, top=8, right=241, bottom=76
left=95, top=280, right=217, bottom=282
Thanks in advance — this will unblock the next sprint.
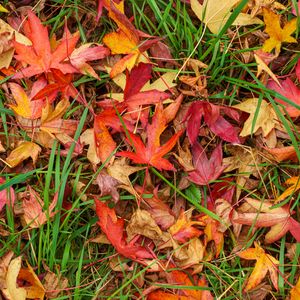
left=233, top=197, right=300, bottom=243
left=223, top=145, right=263, bottom=200
left=5, top=141, right=41, bottom=168
left=1, top=256, right=27, bottom=300
left=238, top=242, right=279, bottom=291
left=22, top=187, right=58, bottom=228
left=18, top=263, right=45, bottom=299
left=277, top=176, right=300, bottom=202
left=95, top=199, right=153, bottom=260
left=233, top=98, right=282, bottom=137
left=169, top=209, right=204, bottom=243
left=191, top=0, right=262, bottom=35
left=80, top=128, right=101, bottom=166
left=126, top=209, right=163, bottom=241
left=262, top=8, right=297, bottom=54
left=188, top=142, right=225, bottom=186
left=43, top=267, right=68, bottom=299
left=267, top=77, right=300, bottom=117
left=291, top=276, right=300, bottom=300
left=95, top=170, right=120, bottom=203
left=118, top=103, right=183, bottom=171
left=13, top=11, right=80, bottom=78
left=0, top=177, right=15, bottom=213
left=107, top=158, right=145, bottom=196
left=185, top=101, right=240, bottom=144
left=264, top=146, right=298, bottom=163
left=0, top=251, right=14, bottom=289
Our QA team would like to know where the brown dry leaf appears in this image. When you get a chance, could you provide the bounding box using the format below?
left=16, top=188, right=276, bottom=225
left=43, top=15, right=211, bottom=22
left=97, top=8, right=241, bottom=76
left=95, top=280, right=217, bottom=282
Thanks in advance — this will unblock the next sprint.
left=5, top=141, right=41, bottom=168
left=238, top=242, right=279, bottom=291
left=22, top=187, right=57, bottom=228
left=107, top=158, right=145, bottom=195
left=0, top=19, right=31, bottom=69
left=223, top=145, right=263, bottom=200
left=43, top=267, right=68, bottom=299
left=126, top=209, right=162, bottom=242
left=1, top=256, right=27, bottom=300
left=95, top=170, right=120, bottom=203
left=80, top=128, right=100, bottom=166
left=173, top=138, right=194, bottom=172
left=233, top=98, right=283, bottom=137
left=18, top=263, right=45, bottom=299
left=247, top=0, right=286, bottom=17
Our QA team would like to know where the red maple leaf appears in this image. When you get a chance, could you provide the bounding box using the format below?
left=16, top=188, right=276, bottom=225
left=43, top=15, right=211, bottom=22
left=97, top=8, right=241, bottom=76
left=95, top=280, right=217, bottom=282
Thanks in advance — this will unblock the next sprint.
left=13, top=11, right=80, bottom=79
left=188, top=142, right=225, bottom=185
left=118, top=103, right=183, bottom=171
left=185, top=101, right=241, bottom=144
left=95, top=199, right=153, bottom=260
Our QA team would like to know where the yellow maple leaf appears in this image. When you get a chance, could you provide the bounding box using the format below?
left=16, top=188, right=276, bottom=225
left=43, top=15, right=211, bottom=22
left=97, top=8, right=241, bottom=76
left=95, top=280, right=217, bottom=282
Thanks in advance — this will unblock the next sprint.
left=291, top=276, right=300, bottom=300
left=5, top=142, right=41, bottom=168
left=277, top=176, right=300, bottom=202
left=262, top=8, right=297, bottom=54
left=233, top=98, right=283, bottom=137
left=238, top=242, right=279, bottom=291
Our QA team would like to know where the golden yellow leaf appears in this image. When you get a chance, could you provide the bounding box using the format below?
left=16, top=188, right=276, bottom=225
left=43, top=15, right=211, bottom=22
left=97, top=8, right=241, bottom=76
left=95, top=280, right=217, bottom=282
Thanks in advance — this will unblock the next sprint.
left=233, top=98, right=282, bottom=137
left=238, top=242, right=279, bottom=291
left=262, top=8, right=297, bottom=54
left=6, top=142, right=41, bottom=168
left=277, top=176, right=300, bottom=202
left=191, top=0, right=262, bottom=34
left=291, top=276, right=300, bottom=300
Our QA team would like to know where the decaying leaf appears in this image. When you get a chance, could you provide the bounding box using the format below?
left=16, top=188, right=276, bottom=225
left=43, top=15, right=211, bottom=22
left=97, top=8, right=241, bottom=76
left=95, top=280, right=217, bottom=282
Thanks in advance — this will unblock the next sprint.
left=22, top=187, right=58, bottom=228
left=238, top=242, right=279, bottom=291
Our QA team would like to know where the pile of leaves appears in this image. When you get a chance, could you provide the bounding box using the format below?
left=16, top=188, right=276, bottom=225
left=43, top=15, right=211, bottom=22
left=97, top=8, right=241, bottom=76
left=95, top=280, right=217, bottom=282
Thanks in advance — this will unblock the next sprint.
left=1, top=0, right=300, bottom=299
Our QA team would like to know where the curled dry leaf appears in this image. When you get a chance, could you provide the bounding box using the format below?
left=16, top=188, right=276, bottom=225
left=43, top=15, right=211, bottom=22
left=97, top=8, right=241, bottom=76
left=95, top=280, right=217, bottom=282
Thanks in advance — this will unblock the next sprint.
left=126, top=209, right=163, bottom=241
left=22, top=187, right=58, bottom=228
left=238, top=242, right=279, bottom=291
left=5, top=141, right=41, bottom=168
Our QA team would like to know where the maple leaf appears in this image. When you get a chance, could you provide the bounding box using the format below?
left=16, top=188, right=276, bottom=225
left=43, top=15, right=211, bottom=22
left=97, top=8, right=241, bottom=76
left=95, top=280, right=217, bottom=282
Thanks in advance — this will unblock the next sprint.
left=94, top=199, right=153, bottom=260
left=32, top=69, right=84, bottom=104
left=185, top=101, right=240, bottom=144
left=238, top=242, right=279, bottom=291
left=233, top=198, right=300, bottom=243
left=148, top=271, right=213, bottom=300
left=118, top=103, right=183, bottom=171
left=265, top=146, right=298, bottom=163
left=188, top=142, right=225, bottom=186
left=102, top=2, right=159, bottom=77
left=190, top=0, right=262, bottom=35
left=233, top=98, right=283, bottom=137
left=276, top=176, right=300, bottom=202
left=169, top=209, right=204, bottom=243
left=267, top=77, right=300, bottom=118
left=135, top=185, right=175, bottom=230
left=5, top=141, right=41, bottom=168
left=223, top=145, right=263, bottom=200
left=0, top=177, right=15, bottom=213
left=262, top=8, right=297, bottom=54
left=8, top=82, right=45, bottom=119
left=22, top=187, right=58, bottom=228
left=13, top=11, right=80, bottom=79
left=291, top=276, right=300, bottom=300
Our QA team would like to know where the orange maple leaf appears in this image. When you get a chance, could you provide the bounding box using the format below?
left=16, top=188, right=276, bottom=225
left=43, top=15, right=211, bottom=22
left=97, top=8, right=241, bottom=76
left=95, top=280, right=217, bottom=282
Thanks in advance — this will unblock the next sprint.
left=118, top=103, right=183, bottom=171
left=13, top=11, right=80, bottom=79
left=238, top=242, right=279, bottom=291
left=262, top=8, right=297, bottom=54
